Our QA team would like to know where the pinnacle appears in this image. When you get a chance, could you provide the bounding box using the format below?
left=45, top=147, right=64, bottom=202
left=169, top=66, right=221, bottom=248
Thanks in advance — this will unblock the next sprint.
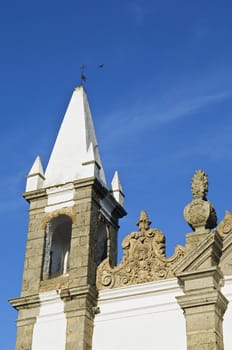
left=44, top=87, right=106, bottom=187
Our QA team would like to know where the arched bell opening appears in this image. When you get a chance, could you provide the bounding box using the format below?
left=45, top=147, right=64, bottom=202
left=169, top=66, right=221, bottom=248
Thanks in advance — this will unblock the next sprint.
left=42, top=214, right=72, bottom=280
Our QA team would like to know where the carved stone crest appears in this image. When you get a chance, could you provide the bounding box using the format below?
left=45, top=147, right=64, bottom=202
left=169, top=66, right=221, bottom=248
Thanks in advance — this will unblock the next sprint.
left=184, top=170, right=217, bottom=233
left=218, top=211, right=232, bottom=274
left=96, top=211, right=185, bottom=290
left=217, top=211, right=232, bottom=238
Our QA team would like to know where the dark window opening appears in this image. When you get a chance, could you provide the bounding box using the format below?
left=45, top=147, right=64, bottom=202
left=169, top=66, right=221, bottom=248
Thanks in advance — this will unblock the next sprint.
left=96, top=221, right=108, bottom=266
left=42, top=214, right=72, bottom=279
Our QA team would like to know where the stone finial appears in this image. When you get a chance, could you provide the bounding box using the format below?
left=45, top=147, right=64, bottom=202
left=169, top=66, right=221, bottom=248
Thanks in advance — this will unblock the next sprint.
left=136, top=210, right=151, bottom=230
left=96, top=211, right=185, bottom=290
left=44, top=86, right=106, bottom=187
left=26, top=156, right=45, bottom=192
left=184, top=170, right=217, bottom=233
left=191, top=169, right=208, bottom=199
left=110, top=171, right=125, bottom=207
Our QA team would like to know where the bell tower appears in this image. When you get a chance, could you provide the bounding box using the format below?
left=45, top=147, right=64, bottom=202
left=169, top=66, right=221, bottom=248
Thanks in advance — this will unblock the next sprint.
left=10, top=86, right=126, bottom=350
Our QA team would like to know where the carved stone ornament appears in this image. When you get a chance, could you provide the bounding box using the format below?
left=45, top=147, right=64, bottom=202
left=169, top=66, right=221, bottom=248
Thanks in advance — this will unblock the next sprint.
left=218, top=211, right=232, bottom=275
left=184, top=170, right=217, bottom=233
left=217, top=210, right=232, bottom=238
left=96, top=211, right=185, bottom=290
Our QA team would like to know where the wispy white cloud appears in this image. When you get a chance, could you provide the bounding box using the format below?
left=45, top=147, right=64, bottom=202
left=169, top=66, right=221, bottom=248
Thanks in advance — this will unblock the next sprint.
left=168, top=124, right=232, bottom=163
left=153, top=91, right=231, bottom=124
left=99, top=89, right=232, bottom=146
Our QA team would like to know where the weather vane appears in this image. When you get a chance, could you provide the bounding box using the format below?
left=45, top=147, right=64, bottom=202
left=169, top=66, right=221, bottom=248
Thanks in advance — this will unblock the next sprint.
left=80, top=64, right=86, bottom=85
left=80, top=63, right=104, bottom=86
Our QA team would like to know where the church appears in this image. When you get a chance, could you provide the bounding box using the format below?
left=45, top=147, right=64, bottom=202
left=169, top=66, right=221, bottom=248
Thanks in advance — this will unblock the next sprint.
left=10, top=86, right=232, bottom=349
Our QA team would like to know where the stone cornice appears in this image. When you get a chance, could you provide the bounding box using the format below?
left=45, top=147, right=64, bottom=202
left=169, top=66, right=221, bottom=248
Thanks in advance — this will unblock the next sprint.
left=176, top=266, right=223, bottom=290
left=176, top=289, right=228, bottom=311
left=23, top=187, right=47, bottom=202
left=9, top=294, right=40, bottom=310
left=60, top=284, right=98, bottom=301
left=98, top=278, right=180, bottom=301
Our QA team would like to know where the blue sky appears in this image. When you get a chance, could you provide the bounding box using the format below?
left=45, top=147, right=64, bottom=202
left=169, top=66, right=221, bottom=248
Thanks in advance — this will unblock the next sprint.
left=1, top=1, right=232, bottom=348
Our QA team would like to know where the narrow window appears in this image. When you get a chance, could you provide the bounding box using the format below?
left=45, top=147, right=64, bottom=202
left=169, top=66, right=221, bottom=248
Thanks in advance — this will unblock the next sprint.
left=96, top=221, right=108, bottom=266
left=42, top=214, right=72, bottom=279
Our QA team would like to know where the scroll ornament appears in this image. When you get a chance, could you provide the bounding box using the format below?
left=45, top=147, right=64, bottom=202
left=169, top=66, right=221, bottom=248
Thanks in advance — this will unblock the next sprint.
left=96, top=211, right=185, bottom=290
left=217, top=210, right=232, bottom=238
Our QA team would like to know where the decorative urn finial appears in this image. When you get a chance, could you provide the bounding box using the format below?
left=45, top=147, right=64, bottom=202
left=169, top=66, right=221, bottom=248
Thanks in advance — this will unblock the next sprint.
left=184, top=170, right=217, bottom=233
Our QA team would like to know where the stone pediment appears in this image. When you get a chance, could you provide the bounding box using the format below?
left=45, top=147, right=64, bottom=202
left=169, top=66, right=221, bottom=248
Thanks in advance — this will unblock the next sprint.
left=96, top=211, right=185, bottom=290
left=174, top=230, right=223, bottom=276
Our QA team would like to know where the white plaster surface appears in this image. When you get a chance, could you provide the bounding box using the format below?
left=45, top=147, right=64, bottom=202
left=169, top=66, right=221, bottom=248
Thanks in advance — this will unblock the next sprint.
left=111, top=171, right=124, bottom=206
left=32, top=291, right=67, bottom=350
left=28, top=155, right=44, bottom=177
left=99, top=193, right=121, bottom=224
left=26, top=156, right=44, bottom=192
left=222, top=275, right=232, bottom=349
left=45, top=183, right=74, bottom=212
left=44, top=86, right=106, bottom=187
left=92, top=279, right=186, bottom=350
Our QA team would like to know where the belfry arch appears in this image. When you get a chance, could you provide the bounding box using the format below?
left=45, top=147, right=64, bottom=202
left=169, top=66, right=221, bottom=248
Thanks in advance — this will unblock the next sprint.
left=42, top=214, right=72, bottom=279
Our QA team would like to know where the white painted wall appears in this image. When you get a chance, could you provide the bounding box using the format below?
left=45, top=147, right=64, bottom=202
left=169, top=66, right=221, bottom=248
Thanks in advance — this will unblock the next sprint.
left=92, top=279, right=186, bottom=350
left=45, top=183, right=74, bottom=213
left=29, top=273, right=232, bottom=350
left=32, top=291, right=67, bottom=350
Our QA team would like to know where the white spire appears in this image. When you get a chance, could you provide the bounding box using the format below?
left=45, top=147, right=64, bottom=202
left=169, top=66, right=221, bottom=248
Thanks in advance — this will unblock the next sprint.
left=44, top=86, right=106, bottom=187
left=110, top=171, right=124, bottom=206
left=26, top=156, right=45, bottom=192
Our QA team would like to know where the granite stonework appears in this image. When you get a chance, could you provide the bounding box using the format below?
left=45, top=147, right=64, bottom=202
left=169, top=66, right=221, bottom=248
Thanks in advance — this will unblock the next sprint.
left=10, top=87, right=126, bottom=350
left=10, top=177, right=125, bottom=350
left=11, top=164, right=232, bottom=350
left=175, top=170, right=228, bottom=350
left=9, top=84, right=232, bottom=349
left=96, top=170, right=232, bottom=350
left=97, top=210, right=185, bottom=289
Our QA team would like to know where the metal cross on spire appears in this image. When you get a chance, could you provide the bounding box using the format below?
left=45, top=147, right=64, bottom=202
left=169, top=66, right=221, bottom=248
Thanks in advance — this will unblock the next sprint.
left=80, top=64, right=86, bottom=85
left=79, top=63, right=104, bottom=86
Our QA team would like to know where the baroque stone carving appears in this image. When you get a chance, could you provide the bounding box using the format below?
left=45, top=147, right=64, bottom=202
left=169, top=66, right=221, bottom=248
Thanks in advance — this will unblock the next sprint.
left=217, top=210, right=232, bottom=238
left=96, top=211, right=185, bottom=290
left=218, top=211, right=232, bottom=275
left=184, top=170, right=217, bottom=233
